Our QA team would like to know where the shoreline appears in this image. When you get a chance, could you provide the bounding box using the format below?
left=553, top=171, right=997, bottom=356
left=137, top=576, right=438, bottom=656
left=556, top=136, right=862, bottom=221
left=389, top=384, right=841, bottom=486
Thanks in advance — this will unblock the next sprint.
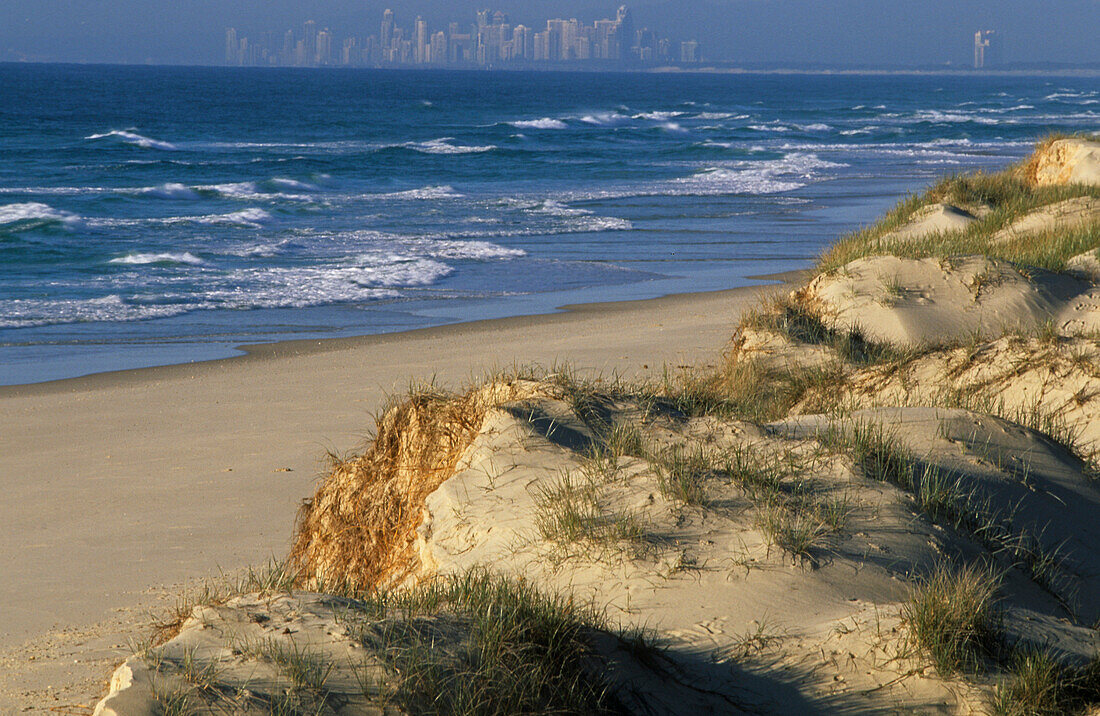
left=0, top=273, right=799, bottom=710
left=0, top=270, right=806, bottom=395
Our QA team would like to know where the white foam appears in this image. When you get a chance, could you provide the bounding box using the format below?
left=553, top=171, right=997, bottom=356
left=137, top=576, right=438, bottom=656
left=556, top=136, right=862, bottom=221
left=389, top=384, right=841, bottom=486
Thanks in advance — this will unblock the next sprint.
left=802, top=123, right=832, bottom=131
left=509, top=118, right=568, bottom=130
left=0, top=294, right=189, bottom=328
left=579, top=112, right=630, bottom=126
left=86, top=130, right=177, bottom=151
left=270, top=178, right=319, bottom=191
left=0, top=202, right=81, bottom=228
left=695, top=112, right=739, bottom=120
left=405, top=138, right=496, bottom=155
left=109, top=252, right=206, bottom=266
left=415, top=240, right=526, bottom=260
left=196, top=182, right=313, bottom=202
left=534, top=199, right=592, bottom=217
left=0, top=186, right=109, bottom=196
left=748, top=124, right=791, bottom=132
left=198, top=208, right=272, bottom=226
left=661, top=122, right=688, bottom=133
left=672, top=167, right=804, bottom=195
left=139, top=183, right=198, bottom=199
left=377, top=185, right=464, bottom=200
left=634, top=111, right=684, bottom=121
left=911, top=110, right=998, bottom=125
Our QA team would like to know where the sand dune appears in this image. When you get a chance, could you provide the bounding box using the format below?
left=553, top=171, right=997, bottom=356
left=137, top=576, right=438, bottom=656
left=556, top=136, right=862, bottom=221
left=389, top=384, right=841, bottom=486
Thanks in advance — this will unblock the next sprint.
left=91, top=134, right=1100, bottom=714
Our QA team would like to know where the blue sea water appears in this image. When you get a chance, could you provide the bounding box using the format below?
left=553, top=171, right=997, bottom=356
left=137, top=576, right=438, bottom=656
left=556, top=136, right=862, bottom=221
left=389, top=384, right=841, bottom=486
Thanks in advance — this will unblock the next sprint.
left=1, top=64, right=1098, bottom=385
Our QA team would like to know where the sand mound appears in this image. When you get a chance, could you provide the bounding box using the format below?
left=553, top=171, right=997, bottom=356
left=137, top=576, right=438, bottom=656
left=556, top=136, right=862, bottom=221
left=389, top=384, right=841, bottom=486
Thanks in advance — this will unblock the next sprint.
left=1024, top=137, right=1100, bottom=187
left=992, top=196, right=1100, bottom=244
left=288, top=378, right=552, bottom=592
left=795, top=333, right=1100, bottom=456
left=798, top=255, right=1092, bottom=348
left=1067, top=249, right=1100, bottom=282
left=880, top=202, right=978, bottom=244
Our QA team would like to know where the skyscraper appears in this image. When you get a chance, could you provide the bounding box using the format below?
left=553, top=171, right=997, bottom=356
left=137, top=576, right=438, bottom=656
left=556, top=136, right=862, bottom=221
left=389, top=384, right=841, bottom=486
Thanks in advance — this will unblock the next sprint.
left=415, top=17, right=429, bottom=64
left=381, top=10, right=394, bottom=52
left=303, top=20, right=317, bottom=66
left=225, top=28, right=238, bottom=65
left=974, top=30, right=997, bottom=68
left=616, top=5, right=634, bottom=61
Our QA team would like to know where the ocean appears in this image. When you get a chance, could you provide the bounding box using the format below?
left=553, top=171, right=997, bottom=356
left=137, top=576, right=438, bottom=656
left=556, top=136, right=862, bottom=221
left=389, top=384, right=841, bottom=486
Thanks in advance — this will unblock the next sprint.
left=1, top=64, right=1098, bottom=385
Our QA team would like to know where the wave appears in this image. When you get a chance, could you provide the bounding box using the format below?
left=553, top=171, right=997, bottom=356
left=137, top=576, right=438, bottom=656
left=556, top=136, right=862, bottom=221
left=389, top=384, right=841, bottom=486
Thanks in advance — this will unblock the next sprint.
left=661, top=122, right=688, bottom=133
left=509, top=118, right=568, bottom=130
left=695, top=112, right=742, bottom=121
left=90, top=208, right=274, bottom=229
left=748, top=124, right=791, bottom=132
left=193, top=208, right=272, bottom=226
left=377, top=185, right=464, bottom=200
left=533, top=199, right=592, bottom=217
left=86, top=130, right=177, bottom=151
left=108, top=251, right=205, bottom=266
left=270, top=177, right=319, bottom=191
left=404, top=138, right=496, bottom=155
left=580, top=112, right=630, bottom=126
left=802, top=123, right=831, bottom=131
left=195, top=181, right=314, bottom=202
left=0, top=186, right=111, bottom=196
left=0, top=202, right=81, bottom=231
left=634, top=111, right=685, bottom=121
left=138, top=183, right=199, bottom=199
left=910, top=110, right=998, bottom=125
left=0, top=295, right=191, bottom=328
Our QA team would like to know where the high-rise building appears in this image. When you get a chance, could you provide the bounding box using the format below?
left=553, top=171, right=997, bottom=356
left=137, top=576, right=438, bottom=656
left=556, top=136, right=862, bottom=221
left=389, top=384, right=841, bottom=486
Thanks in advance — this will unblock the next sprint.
left=225, top=28, right=238, bottom=65
left=415, top=17, right=429, bottom=63
left=428, top=32, right=444, bottom=64
left=680, top=40, right=699, bottom=63
left=512, top=25, right=529, bottom=60
left=616, top=5, right=634, bottom=61
left=316, top=29, right=332, bottom=65
left=381, top=9, right=394, bottom=52
left=303, top=20, right=317, bottom=65
left=974, top=30, right=997, bottom=68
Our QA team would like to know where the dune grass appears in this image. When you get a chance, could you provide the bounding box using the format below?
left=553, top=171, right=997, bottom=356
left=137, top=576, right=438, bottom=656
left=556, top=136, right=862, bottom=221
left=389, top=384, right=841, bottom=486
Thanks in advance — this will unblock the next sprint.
left=901, top=563, right=1000, bottom=675
left=345, top=569, right=647, bottom=715
left=818, top=159, right=1100, bottom=275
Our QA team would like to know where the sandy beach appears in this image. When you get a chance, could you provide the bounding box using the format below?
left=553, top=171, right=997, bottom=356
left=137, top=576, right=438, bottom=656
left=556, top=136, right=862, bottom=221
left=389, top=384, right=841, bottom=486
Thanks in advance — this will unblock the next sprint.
left=0, top=277, right=795, bottom=711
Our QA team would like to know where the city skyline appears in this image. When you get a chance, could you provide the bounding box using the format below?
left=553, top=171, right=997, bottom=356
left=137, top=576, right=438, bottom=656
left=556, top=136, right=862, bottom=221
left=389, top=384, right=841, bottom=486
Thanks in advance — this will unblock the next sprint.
left=2, top=1, right=1099, bottom=68
left=224, top=6, right=698, bottom=68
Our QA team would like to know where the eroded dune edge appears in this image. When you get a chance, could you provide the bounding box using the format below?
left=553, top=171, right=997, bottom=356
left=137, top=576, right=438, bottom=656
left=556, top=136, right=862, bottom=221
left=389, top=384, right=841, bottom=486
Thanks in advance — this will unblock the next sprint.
left=96, top=135, right=1100, bottom=715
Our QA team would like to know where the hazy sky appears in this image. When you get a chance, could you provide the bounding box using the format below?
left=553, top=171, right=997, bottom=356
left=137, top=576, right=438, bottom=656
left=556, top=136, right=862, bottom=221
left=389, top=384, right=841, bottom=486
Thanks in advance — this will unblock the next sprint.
left=2, top=1, right=1098, bottom=67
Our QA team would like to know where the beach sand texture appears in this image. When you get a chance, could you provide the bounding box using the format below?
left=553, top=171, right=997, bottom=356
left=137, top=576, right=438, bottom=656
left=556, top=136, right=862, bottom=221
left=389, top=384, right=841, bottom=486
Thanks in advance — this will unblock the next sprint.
left=0, top=284, right=784, bottom=712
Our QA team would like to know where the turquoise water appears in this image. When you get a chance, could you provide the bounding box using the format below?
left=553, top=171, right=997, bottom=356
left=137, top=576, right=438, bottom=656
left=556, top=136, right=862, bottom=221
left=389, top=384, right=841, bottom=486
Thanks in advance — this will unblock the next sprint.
left=1, top=65, right=1098, bottom=384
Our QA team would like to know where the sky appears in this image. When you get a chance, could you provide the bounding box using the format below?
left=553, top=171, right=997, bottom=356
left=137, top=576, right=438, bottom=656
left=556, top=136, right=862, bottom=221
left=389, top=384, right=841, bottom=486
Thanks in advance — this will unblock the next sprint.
left=1, top=1, right=1098, bottom=67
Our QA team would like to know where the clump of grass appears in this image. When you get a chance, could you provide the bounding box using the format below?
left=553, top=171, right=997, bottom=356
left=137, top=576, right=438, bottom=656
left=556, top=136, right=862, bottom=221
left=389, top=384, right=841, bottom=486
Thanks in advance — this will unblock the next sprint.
left=534, top=472, right=650, bottom=555
left=901, top=564, right=1000, bottom=675
left=742, top=297, right=906, bottom=366
left=990, top=650, right=1069, bottom=716
left=350, top=569, right=648, bottom=715
left=652, top=443, right=716, bottom=506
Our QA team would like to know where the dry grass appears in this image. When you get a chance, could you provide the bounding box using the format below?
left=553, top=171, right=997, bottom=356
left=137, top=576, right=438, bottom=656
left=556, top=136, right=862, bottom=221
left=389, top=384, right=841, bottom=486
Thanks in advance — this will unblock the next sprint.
left=818, top=134, right=1100, bottom=275
left=289, top=376, right=552, bottom=592
left=901, top=563, right=1000, bottom=675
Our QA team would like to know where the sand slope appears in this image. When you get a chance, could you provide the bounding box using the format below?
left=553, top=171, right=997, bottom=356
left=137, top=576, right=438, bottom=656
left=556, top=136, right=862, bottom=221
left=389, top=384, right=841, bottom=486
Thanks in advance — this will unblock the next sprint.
left=798, top=254, right=1093, bottom=347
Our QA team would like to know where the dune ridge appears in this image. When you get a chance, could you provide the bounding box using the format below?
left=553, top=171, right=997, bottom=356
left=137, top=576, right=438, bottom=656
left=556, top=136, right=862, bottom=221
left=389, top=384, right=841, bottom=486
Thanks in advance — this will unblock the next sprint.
left=94, top=134, right=1100, bottom=714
